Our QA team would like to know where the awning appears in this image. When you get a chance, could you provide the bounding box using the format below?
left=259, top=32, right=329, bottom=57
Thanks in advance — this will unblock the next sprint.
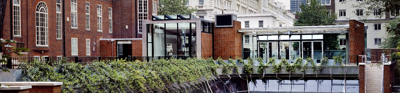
left=238, top=25, right=349, bottom=35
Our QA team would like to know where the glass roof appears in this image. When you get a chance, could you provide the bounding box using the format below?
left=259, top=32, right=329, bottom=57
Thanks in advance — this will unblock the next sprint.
left=152, top=15, right=194, bottom=21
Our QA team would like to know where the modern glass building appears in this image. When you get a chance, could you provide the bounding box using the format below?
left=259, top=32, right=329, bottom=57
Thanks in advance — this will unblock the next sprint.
left=240, top=25, right=350, bottom=63
left=290, top=0, right=307, bottom=13
left=142, top=15, right=214, bottom=59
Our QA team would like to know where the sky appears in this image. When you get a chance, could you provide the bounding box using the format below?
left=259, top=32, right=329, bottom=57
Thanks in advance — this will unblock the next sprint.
left=279, top=0, right=291, bottom=10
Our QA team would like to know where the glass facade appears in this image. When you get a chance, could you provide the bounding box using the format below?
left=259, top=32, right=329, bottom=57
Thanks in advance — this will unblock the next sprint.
left=147, top=22, right=199, bottom=58
left=244, top=34, right=348, bottom=63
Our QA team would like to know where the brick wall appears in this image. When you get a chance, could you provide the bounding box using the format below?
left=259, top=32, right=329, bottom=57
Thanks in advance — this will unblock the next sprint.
left=383, top=63, right=395, bottom=93
left=1, top=0, right=156, bottom=58
left=213, top=21, right=242, bottom=60
left=0, top=90, right=30, bottom=93
left=359, top=64, right=365, bottom=93
left=349, top=20, right=365, bottom=63
left=201, top=33, right=212, bottom=59
left=99, top=40, right=116, bottom=57
left=132, top=40, right=142, bottom=56
left=29, top=86, right=61, bottom=93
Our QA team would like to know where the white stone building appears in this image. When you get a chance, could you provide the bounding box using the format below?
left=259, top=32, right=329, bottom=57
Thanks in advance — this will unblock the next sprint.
left=335, top=0, right=393, bottom=49
left=188, top=0, right=294, bottom=21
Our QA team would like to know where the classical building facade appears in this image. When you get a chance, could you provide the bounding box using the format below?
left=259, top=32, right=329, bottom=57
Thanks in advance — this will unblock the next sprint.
left=188, top=0, right=294, bottom=21
left=1, top=0, right=156, bottom=58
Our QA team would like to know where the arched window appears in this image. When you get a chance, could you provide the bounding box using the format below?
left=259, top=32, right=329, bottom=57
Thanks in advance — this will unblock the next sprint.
left=36, top=2, right=48, bottom=46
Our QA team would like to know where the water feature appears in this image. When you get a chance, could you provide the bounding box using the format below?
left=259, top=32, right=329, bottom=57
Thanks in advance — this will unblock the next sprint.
left=211, top=79, right=359, bottom=93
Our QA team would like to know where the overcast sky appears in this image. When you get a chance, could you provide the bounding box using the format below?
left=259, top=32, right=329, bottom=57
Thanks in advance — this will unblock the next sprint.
left=279, top=0, right=291, bottom=10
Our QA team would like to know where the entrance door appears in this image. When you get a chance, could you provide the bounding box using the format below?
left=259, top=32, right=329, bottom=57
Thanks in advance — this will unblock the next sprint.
left=117, top=41, right=132, bottom=60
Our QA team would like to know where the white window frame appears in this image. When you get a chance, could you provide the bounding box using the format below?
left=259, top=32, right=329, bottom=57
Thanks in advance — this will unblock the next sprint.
left=138, top=0, right=148, bottom=34
left=374, top=38, right=381, bottom=46
left=13, top=0, right=21, bottom=37
left=57, top=56, right=62, bottom=62
left=339, top=9, right=346, bottom=17
left=259, top=20, right=263, bottom=28
left=199, top=0, right=204, bottom=5
left=71, top=0, right=77, bottom=29
left=71, top=38, right=78, bottom=56
left=56, top=0, right=62, bottom=39
left=97, top=5, right=102, bottom=32
left=245, top=21, right=249, bottom=28
left=109, top=7, right=112, bottom=33
left=374, top=8, right=381, bottom=16
left=319, top=0, right=330, bottom=5
left=86, top=39, right=90, bottom=56
left=356, top=9, right=363, bottom=16
left=374, top=23, right=381, bottom=30
left=36, top=2, right=48, bottom=47
left=86, top=2, right=90, bottom=30
left=33, top=56, right=41, bottom=61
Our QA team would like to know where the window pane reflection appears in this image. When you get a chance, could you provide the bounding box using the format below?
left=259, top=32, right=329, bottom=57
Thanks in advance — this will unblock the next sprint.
left=178, top=23, right=190, bottom=56
left=291, top=42, right=300, bottom=62
left=154, top=24, right=165, bottom=57
left=303, top=42, right=312, bottom=59
left=280, top=42, right=290, bottom=59
left=314, top=42, right=323, bottom=63
left=269, top=42, right=278, bottom=59
left=166, top=23, right=178, bottom=56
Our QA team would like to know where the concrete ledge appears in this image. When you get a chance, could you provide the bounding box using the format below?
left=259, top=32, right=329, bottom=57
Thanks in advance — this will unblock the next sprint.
left=383, top=62, right=392, bottom=65
left=0, top=82, right=63, bottom=86
left=0, top=86, right=32, bottom=90
left=359, top=63, right=366, bottom=66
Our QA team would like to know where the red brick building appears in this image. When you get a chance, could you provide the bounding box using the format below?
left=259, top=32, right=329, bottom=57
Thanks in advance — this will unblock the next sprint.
left=0, top=0, right=156, bottom=58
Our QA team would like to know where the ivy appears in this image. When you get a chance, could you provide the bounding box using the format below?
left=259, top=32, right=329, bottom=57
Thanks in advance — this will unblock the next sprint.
left=333, top=54, right=343, bottom=66
left=20, top=58, right=218, bottom=93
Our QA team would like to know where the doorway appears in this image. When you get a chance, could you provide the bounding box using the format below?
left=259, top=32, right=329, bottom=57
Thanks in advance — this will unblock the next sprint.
left=117, top=41, right=132, bottom=60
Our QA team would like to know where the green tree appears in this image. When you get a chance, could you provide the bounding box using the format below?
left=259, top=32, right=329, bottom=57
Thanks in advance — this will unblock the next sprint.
left=294, top=0, right=337, bottom=26
left=382, top=18, right=400, bottom=48
left=0, top=40, right=30, bottom=72
left=158, top=0, right=197, bottom=15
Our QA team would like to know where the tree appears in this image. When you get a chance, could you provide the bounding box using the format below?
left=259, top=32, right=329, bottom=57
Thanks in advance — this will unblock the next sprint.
left=382, top=18, right=400, bottom=48
left=158, top=0, right=197, bottom=15
left=294, top=0, right=337, bottom=26
left=0, top=40, right=30, bottom=72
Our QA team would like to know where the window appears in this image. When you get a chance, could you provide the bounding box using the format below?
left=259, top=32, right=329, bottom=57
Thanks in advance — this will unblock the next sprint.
left=319, top=0, right=330, bottom=5
left=86, top=2, right=90, bottom=30
left=138, top=0, right=148, bottom=33
left=199, top=0, right=204, bottom=5
left=245, top=21, right=249, bottom=28
left=36, top=2, right=48, bottom=46
left=225, top=1, right=231, bottom=9
left=374, top=8, right=381, bottom=16
left=356, top=0, right=363, bottom=1
left=152, top=1, right=157, bottom=15
left=356, top=9, right=363, bottom=16
left=97, top=5, right=102, bottom=32
left=33, top=56, right=40, bottom=61
left=327, top=10, right=331, bottom=16
left=109, top=7, right=112, bottom=33
left=199, top=16, right=204, bottom=19
left=71, top=0, right=77, bottom=28
left=86, top=39, right=90, bottom=56
left=56, top=56, right=62, bottom=62
left=340, top=39, right=346, bottom=45
left=339, top=9, right=346, bottom=17
left=259, top=21, right=263, bottom=28
left=56, top=0, right=62, bottom=39
left=245, top=36, right=249, bottom=43
left=374, top=38, right=381, bottom=45
left=71, top=38, right=78, bottom=56
left=13, top=0, right=21, bottom=37
left=374, top=23, right=381, bottom=30
left=339, top=0, right=345, bottom=2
